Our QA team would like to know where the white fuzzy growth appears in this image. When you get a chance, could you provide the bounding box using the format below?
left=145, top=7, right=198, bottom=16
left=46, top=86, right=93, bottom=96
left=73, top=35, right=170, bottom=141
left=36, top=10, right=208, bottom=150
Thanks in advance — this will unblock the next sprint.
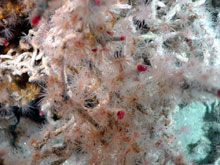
left=1, top=0, right=220, bottom=164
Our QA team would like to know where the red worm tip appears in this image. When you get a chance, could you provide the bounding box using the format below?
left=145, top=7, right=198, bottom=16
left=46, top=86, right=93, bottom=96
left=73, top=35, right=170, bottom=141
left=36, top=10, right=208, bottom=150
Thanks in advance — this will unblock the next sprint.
left=186, top=38, right=191, bottom=44
left=39, top=110, right=44, bottom=116
left=137, top=64, right=148, bottom=72
left=217, top=89, right=220, bottom=98
left=117, top=110, right=125, bottom=120
left=106, top=31, right=113, bottom=36
left=95, top=0, right=101, bottom=6
left=120, top=36, right=125, bottom=41
left=31, top=15, right=41, bottom=26
left=92, top=48, right=98, bottom=52
left=3, top=40, right=9, bottom=46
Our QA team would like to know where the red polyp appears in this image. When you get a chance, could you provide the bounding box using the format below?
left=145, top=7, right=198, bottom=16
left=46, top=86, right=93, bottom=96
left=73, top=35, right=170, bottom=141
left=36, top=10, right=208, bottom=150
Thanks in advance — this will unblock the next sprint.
left=117, top=110, right=125, bottom=120
left=217, top=89, right=220, bottom=98
left=120, top=36, right=125, bottom=41
left=3, top=40, right=9, bottom=46
left=137, top=64, right=148, bottom=72
left=92, top=48, right=98, bottom=52
left=31, top=15, right=41, bottom=26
